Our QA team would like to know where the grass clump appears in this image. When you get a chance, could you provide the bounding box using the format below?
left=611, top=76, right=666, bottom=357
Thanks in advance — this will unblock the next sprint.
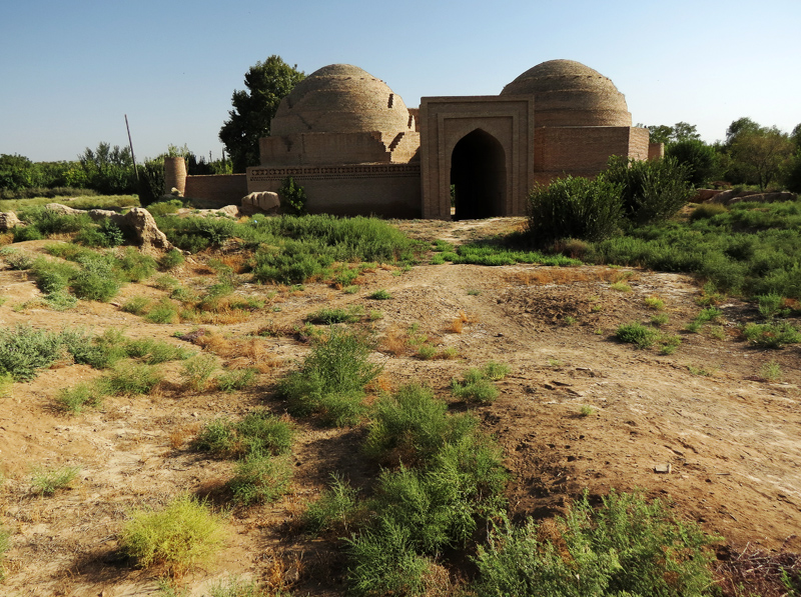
left=615, top=322, right=661, bottom=349
left=368, top=289, right=392, bottom=300
left=473, top=490, right=716, bottom=597
left=56, top=382, right=104, bottom=413
left=120, top=494, right=226, bottom=577
left=194, top=410, right=294, bottom=458
left=305, top=305, right=363, bottom=325
left=229, top=454, right=292, bottom=506
left=450, top=362, right=510, bottom=404
left=99, top=362, right=163, bottom=396
left=180, top=353, right=217, bottom=391
left=30, top=464, right=80, bottom=496
left=278, top=328, right=381, bottom=427
left=215, top=367, right=256, bottom=393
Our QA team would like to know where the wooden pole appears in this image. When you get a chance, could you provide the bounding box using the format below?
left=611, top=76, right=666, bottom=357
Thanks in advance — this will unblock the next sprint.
left=124, top=114, right=139, bottom=181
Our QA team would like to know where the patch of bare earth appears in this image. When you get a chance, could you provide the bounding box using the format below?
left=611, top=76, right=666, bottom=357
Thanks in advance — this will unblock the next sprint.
left=1, top=220, right=801, bottom=595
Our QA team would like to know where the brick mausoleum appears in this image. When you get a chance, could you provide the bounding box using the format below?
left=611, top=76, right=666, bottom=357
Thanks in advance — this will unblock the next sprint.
left=187, top=60, right=659, bottom=220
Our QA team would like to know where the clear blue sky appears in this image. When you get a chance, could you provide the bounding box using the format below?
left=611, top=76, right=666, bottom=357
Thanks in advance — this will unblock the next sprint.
left=1, top=0, right=799, bottom=163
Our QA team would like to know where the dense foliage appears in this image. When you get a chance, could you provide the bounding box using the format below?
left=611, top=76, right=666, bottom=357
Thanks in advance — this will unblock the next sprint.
left=218, top=55, right=305, bottom=172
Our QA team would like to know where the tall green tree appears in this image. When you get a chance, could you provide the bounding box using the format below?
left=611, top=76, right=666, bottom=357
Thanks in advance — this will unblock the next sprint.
left=726, top=122, right=793, bottom=190
left=666, top=139, right=721, bottom=187
left=219, top=56, right=305, bottom=173
left=642, top=122, right=700, bottom=144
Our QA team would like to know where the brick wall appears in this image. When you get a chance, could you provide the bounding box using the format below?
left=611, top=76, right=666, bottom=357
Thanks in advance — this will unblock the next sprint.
left=183, top=174, right=248, bottom=207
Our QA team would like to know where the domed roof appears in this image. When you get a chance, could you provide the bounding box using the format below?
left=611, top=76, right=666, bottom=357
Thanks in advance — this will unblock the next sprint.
left=270, top=64, right=412, bottom=136
left=501, top=59, right=631, bottom=127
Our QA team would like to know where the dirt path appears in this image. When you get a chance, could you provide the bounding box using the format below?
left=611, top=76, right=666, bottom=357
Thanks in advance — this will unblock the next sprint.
left=2, top=222, right=801, bottom=595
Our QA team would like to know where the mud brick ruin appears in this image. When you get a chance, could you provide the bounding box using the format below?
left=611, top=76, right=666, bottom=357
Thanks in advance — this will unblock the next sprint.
left=174, top=60, right=661, bottom=220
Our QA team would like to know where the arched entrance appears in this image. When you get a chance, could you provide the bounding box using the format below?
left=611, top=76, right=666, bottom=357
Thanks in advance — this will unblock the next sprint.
left=450, top=129, right=507, bottom=220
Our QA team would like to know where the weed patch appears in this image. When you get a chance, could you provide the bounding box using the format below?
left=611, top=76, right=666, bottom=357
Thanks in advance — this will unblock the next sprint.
left=121, top=494, right=226, bottom=577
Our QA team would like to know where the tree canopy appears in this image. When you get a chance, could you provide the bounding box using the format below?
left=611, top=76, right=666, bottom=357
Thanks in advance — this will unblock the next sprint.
left=218, top=56, right=305, bottom=173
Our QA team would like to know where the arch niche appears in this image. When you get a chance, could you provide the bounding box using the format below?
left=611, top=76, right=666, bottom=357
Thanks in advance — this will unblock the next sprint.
left=450, top=129, right=506, bottom=220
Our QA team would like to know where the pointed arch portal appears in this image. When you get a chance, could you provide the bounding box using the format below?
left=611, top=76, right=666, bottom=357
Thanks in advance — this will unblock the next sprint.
left=450, top=129, right=507, bottom=220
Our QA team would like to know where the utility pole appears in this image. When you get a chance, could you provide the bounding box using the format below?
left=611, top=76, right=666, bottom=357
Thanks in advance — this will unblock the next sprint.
left=124, top=114, right=139, bottom=181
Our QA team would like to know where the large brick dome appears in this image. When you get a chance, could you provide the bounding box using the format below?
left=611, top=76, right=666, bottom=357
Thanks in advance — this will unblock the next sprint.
left=501, top=59, right=631, bottom=127
left=270, top=64, right=412, bottom=136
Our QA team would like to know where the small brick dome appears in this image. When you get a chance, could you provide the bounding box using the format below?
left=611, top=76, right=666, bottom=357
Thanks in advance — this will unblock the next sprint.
left=501, top=59, right=631, bottom=127
left=270, top=64, right=412, bottom=136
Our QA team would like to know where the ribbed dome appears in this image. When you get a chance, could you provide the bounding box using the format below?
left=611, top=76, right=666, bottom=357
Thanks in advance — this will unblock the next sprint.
left=501, top=59, right=631, bottom=127
left=270, top=64, right=412, bottom=136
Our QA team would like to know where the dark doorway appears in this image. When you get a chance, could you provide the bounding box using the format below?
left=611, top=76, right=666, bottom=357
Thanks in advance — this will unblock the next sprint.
left=450, top=129, right=506, bottom=220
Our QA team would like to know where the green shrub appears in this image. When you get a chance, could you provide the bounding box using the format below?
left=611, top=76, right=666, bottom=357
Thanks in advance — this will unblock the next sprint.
left=145, top=299, right=180, bottom=324
left=56, top=382, right=104, bottom=413
left=690, top=203, right=728, bottom=221
left=195, top=410, right=293, bottom=458
left=278, top=328, right=381, bottom=426
left=71, top=259, right=120, bottom=301
left=122, top=296, right=151, bottom=315
left=100, top=362, right=163, bottom=395
left=757, top=293, right=789, bottom=319
left=30, top=464, right=80, bottom=496
left=61, top=327, right=127, bottom=369
left=216, top=368, right=256, bottom=393
left=278, top=176, right=307, bottom=216
left=43, top=290, right=77, bottom=311
left=603, top=155, right=693, bottom=225
left=159, top=248, right=185, bottom=270
left=346, top=517, right=436, bottom=597
left=146, top=199, right=183, bottom=216
left=301, top=473, right=360, bottom=536
left=0, top=325, right=66, bottom=381
left=615, top=322, right=660, bottom=349
left=115, top=247, right=157, bottom=282
left=305, top=306, right=362, bottom=324
left=229, top=454, right=292, bottom=505
left=124, top=338, right=193, bottom=364
left=181, top=353, right=217, bottom=391
left=120, top=494, right=226, bottom=576
left=527, top=175, right=623, bottom=246
left=450, top=363, right=508, bottom=404
left=473, top=490, right=715, bottom=597
left=368, top=289, right=392, bottom=300
left=365, top=384, right=472, bottom=464
left=30, top=257, right=77, bottom=295
left=742, top=321, right=801, bottom=348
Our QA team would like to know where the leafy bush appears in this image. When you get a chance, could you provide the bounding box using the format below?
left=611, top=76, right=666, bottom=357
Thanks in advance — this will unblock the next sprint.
left=278, top=176, right=308, bottom=215
left=615, top=321, right=661, bottom=349
left=603, top=156, right=693, bottom=225
left=99, top=362, right=163, bottom=395
left=229, top=454, right=292, bottom=505
left=368, top=289, right=392, bottom=300
left=56, top=382, right=104, bottom=413
left=120, top=494, right=226, bottom=576
left=365, top=384, right=474, bottom=464
left=70, top=258, right=120, bottom=301
left=115, top=247, right=157, bottom=282
left=527, top=175, right=623, bottom=246
left=346, top=518, right=437, bottom=597
left=305, top=306, right=363, bottom=324
left=159, top=248, right=185, bottom=270
left=278, top=328, right=381, bottom=426
left=0, top=325, right=67, bottom=381
left=301, top=473, right=360, bottom=536
left=742, top=321, right=801, bottom=348
left=473, top=490, right=715, bottom=597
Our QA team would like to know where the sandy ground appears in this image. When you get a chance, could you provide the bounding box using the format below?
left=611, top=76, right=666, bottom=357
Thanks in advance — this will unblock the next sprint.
left=1, top=217, right=801, bottom=595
